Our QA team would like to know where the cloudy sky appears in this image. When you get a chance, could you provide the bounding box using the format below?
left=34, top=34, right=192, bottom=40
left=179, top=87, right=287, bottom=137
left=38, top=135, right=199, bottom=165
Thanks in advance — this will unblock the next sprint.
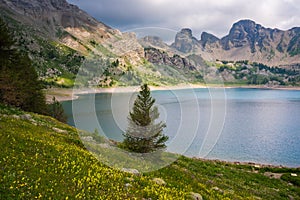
left=67, top=0, right=300, bottom=40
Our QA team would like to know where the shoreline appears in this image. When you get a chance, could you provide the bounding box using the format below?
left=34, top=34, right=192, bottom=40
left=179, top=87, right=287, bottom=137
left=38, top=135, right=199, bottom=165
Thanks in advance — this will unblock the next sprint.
left=193, top=157, right=299, bottom=169
left=45, top=84, right=300, bottom=102
left=45, top=85, right=300, bottom=169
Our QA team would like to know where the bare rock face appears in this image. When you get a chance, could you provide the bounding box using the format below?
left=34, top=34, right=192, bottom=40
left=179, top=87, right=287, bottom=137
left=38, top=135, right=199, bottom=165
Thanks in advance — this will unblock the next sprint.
left=152, top=178, right=166, bottom=185
left=220, top=19, right=299, bottom=56
left=110, top=32, right=144, bottom=66
left=286, top=27, right=300, bottom=56
left=216, top=20, right=300, bottom=64
left=201, top=32, right=220, bottom=48
left=145, top=48, right=196, bottom=70
left=139, top=36, right=169, bottom=49
left=221, top=19, right=276, bottom=53
left=171, top=28, right=202, bottom=53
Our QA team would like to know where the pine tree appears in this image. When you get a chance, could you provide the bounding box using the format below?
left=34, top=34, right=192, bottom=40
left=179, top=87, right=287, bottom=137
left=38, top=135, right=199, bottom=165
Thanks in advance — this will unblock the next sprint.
left=0, top=18, right=47, bottom=114
left=122, top=84, right=168, bottom=153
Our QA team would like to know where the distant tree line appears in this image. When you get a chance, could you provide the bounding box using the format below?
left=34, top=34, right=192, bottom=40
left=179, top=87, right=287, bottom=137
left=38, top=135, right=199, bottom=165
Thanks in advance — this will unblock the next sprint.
left=216, top=59, right=300, bottom=85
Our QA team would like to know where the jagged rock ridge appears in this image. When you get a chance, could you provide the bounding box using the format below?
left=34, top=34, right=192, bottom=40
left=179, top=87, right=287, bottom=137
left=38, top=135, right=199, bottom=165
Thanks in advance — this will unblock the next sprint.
left=169, top=19, right=300, bottom=66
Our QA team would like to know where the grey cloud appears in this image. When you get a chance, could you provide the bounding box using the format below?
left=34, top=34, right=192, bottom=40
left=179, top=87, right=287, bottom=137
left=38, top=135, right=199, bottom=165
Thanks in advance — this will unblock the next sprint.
left=67, top=0, right=300, bottom=39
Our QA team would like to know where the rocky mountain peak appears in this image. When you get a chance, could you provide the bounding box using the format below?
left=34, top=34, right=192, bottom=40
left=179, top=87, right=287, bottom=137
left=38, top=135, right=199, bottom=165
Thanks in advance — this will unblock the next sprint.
left=221, top=19, right=271, bottom=52
left=228, top=19, right=264, bottom=39
left=164, top=19, right=300, bottom=65
left=171, top=28, right=201, bottom=53
left=179, top=28, right=193, bottom=38
left=231, top=19, right=258, bottom=31
left=200, top=32, right=220, bottom=48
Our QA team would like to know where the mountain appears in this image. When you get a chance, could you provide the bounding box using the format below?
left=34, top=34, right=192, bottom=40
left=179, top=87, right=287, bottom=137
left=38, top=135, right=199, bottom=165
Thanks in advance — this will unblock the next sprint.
left=1, top=0, right=299, bottom=86
left=0, top=0, right=119, bottom=52
left=0, top=0, right=144, bottom=75
left=1, top=0, right=206, bottom=87
left=200, top=32, right=220, bottom=49
left=219, top=20, right=300, bottom=56
left=141, top=21, right=300, bottom=86
left=0, top=0, right=112, bottom=36
left=170, top=20, right=300, bottom=66
left=171, top=28, right=202, bottom=53
left=216, top=20, right=300, bottom=65
left=1, top=0, right=210, bottom=87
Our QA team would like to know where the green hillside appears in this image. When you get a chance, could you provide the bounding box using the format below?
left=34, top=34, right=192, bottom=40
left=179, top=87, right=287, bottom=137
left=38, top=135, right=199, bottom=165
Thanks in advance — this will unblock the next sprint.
left=0, top=105, right=299, bottom=199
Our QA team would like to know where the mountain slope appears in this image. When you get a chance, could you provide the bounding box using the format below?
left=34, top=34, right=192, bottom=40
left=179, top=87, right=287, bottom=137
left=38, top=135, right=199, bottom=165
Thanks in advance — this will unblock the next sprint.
left=0, top=0, right=144, bottom=82
left=0, top=0, right=143, bottom=57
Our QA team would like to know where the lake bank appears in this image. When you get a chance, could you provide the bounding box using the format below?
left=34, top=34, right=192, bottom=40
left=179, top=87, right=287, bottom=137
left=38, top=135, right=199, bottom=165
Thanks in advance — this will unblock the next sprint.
left=46, top=84, right=300, bottom=102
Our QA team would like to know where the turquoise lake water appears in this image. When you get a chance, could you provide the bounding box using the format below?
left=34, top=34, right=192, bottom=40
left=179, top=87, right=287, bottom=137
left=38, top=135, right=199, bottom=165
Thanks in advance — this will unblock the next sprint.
left=62, top=88, right=300, bottom=167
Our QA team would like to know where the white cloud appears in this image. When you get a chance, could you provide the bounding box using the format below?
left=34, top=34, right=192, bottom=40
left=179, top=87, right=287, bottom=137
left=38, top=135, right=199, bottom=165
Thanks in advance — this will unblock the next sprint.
left=67, top=0, right=300, bottom=39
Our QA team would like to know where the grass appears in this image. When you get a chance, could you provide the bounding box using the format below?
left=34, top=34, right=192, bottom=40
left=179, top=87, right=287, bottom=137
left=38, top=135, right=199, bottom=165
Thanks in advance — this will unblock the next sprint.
left=0, top=104, right=299, bottom=199
left=55, top=76, right=75, bottom=88
left=44, top=73, right=76, bottom=88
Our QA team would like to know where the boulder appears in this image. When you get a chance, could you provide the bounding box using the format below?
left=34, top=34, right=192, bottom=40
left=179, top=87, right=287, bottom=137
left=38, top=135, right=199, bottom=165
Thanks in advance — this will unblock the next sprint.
left=188, top=192, right=203, bottom=200
left=152, top=178, right=166, bottom=186
left=52, top=127, right=68, bottom=134
left=122, top=168, right=140, bottom=176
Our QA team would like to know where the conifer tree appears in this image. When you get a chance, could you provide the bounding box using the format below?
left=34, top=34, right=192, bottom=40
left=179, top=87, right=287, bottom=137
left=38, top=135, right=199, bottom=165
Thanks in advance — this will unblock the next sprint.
left=0, top=18, right=47, bottom=114
left=122, top=84, right=168, bottom=153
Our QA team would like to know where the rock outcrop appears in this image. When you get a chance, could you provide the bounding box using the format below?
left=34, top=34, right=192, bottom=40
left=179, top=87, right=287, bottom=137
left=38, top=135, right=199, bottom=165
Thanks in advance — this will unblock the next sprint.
left=139, top=36, right=170, bottom=50
left=171, top=28, right=202, bottom=53
left=145, top=48, right=196, bottom=70
left=201, top=32, right=220, bottom=48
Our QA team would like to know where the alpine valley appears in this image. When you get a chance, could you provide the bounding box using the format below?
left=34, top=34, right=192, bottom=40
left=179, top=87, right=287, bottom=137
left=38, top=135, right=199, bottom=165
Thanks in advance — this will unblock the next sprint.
left=1, top=1, right=300, bottom=199
left=1, top=0, right=300, bottom=87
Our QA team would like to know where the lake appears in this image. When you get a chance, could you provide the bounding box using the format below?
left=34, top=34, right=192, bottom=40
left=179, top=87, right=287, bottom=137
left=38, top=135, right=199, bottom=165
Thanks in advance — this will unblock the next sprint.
left=62, top=88, right=300, bottom=167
